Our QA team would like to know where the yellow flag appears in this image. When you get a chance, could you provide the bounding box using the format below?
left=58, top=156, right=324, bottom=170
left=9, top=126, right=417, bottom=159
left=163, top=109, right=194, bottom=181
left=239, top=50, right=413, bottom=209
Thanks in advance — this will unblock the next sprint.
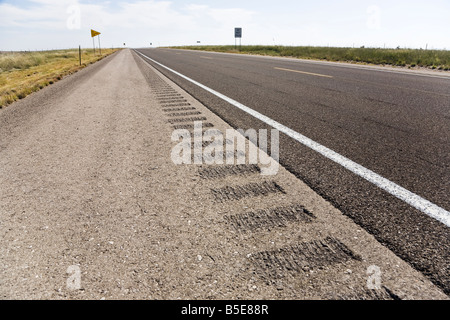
left=91, top=29, right=101, bottom=37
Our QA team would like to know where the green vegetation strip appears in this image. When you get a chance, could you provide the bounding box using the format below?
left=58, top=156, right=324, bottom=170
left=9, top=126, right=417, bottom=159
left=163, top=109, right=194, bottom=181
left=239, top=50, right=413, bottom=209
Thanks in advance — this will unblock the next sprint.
left=0, top=48, right=120, bottom=108
left=169, top=45, right=450, bottom=71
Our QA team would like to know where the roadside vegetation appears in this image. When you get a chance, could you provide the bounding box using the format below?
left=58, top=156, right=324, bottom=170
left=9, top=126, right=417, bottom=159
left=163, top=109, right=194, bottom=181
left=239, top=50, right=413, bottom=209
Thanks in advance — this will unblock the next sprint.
left=170, top=45, right=450, bottom=71
left=0, top=48, right=120, bottom=108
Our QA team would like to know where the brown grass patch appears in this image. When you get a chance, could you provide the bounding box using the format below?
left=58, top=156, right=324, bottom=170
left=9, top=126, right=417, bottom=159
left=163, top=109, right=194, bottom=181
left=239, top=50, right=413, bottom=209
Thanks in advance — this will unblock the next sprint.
left=0, top=48, right=121, bottom=108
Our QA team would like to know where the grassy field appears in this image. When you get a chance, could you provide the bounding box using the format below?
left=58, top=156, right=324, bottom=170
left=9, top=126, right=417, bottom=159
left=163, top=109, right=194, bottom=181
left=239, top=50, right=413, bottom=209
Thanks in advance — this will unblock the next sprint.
left=170, top=45, right=450, bottom=70
left=0, top=48, right=120, bottom=108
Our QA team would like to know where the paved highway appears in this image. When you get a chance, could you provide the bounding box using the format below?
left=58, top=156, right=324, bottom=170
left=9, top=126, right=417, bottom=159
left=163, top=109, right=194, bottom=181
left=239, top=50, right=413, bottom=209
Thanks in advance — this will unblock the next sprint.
left=135, top=48, right=450, bottom=294
left=0, top=49, right=448, bottom=299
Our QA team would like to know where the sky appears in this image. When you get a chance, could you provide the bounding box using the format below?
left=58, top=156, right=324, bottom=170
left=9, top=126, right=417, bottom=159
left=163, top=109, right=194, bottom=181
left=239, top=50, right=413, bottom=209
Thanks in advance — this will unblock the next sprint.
left=0, top=0, right=449, bottom=51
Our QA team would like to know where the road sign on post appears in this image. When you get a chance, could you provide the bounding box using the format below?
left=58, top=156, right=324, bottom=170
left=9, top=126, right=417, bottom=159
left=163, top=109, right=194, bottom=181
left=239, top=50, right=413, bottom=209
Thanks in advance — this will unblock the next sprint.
left=91, top=29, right=101, bottom=55
left=234, top=28, right=242, bottom=50
left=235, top=28, right=242, bottom=38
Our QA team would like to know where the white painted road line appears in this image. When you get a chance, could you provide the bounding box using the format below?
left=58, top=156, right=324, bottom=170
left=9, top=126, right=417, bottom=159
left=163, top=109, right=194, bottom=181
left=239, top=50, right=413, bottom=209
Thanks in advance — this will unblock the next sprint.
left=274, top=67, right=333, bottom=78
left=135, top=50, right=450, bottom=228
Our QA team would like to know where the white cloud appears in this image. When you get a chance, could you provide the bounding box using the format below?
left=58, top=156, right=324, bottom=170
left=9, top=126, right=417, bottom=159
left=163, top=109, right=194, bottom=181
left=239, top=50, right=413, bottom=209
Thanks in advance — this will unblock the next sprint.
left=0, top=0, right=254, bottom=31
left=1, top=0, right=448, bottom=50
left=0, top=0, right=256, bottom=49
left=90, top=1, right=194, bottom=29
left=0, top=0, right=78, bottom=28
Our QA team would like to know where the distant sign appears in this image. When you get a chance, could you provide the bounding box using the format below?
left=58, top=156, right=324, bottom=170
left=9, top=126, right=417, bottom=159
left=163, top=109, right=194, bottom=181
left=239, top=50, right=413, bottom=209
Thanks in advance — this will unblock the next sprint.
left=235, top=28, right=242, bottom=38
left=91, top=29, right=101, bottom=38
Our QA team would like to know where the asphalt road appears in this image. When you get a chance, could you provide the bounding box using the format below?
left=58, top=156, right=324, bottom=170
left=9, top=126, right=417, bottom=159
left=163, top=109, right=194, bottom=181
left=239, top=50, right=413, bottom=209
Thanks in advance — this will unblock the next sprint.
left=134, top=48, right=450, bottom=294
left=0, top=49, right=447, bottom=300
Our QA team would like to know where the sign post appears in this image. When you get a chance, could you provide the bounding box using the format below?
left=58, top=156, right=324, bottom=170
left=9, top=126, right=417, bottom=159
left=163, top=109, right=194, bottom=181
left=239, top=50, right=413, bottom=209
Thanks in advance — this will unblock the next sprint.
left=91, top=29, right=101, bottom=55
left=234, top=28, right=242, bottom=50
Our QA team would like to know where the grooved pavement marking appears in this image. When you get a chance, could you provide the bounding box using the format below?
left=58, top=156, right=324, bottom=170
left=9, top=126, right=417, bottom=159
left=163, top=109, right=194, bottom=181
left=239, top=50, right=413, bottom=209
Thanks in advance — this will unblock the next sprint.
left=134, top=49, right=450, bottom=228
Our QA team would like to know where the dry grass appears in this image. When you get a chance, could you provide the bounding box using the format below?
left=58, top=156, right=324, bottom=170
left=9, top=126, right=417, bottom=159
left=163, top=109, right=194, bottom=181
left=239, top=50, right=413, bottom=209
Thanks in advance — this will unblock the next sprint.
left=0, top=48, right=120, bottom=108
